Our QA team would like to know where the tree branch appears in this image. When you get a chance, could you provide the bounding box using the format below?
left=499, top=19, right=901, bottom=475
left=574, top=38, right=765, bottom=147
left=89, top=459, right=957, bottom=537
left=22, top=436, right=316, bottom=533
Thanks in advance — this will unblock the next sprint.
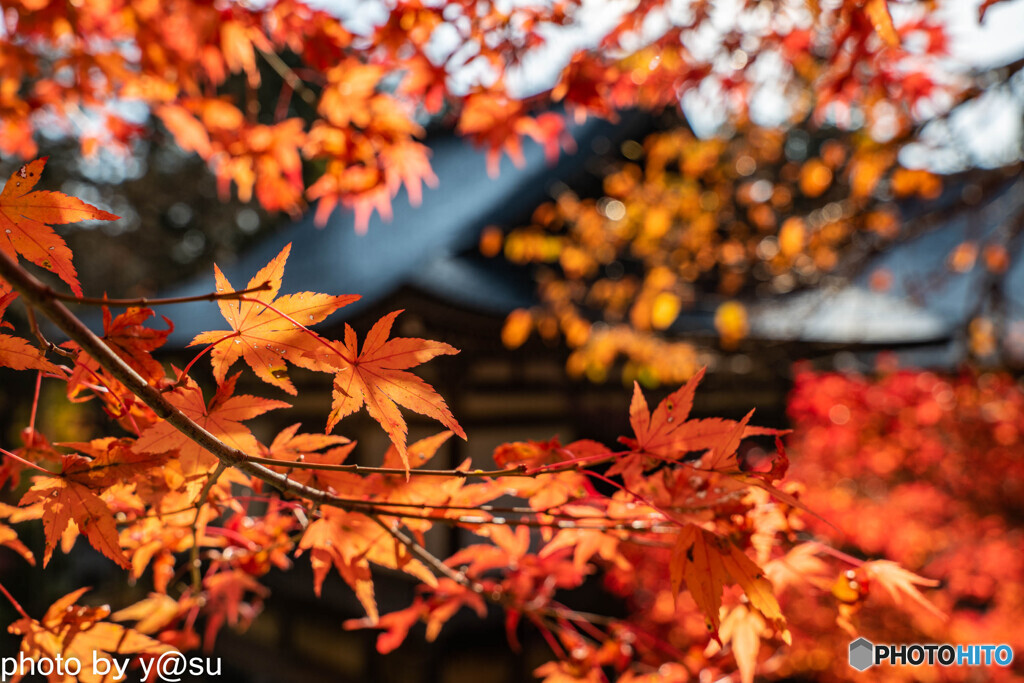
left=51, top=281, right=272, bottom=307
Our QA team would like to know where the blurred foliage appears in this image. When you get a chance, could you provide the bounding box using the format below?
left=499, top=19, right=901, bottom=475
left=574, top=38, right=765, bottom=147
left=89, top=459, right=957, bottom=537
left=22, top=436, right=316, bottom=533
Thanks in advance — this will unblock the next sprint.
left=784, top=364, right=1024, bottom=681
left=493, top=119, right=955, bottom=383
left=603, top=363, right=1024, bottom=681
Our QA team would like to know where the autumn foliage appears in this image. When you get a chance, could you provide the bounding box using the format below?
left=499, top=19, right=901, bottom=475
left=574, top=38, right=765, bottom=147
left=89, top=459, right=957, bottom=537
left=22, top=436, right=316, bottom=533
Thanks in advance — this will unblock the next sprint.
left=0, top=0, right=1018, bottom=680
left=0, top=0, right=959, bottom=232
left=0, top=157, right=948, bottom=681
left=781, top=364, right=1024, bottom=682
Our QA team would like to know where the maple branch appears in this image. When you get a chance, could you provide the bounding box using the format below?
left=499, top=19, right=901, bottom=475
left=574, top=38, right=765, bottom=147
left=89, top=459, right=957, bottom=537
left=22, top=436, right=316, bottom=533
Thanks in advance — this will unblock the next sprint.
left=0, top=248, right=371, bottom=509
left=334, top=499, right=676, bottom=532
left=244, top=450, right=625, bottom=479
left=2, top=248, right=592, bottom=544
left=257, top=48, right=317, bottom=105
left=50, top=281, right=273, bottom=307
left=190, top=462, right=226, bottom=592
left=367, top=513, right=485, bottom=593
left=245, top=453, right=532, bottom=477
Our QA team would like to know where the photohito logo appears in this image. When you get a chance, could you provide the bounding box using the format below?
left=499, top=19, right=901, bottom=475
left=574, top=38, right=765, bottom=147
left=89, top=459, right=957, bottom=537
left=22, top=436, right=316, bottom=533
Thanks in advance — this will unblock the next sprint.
left=849, top=638, right=1014, bottom=670
left=849, top=638, right=874, bottom=671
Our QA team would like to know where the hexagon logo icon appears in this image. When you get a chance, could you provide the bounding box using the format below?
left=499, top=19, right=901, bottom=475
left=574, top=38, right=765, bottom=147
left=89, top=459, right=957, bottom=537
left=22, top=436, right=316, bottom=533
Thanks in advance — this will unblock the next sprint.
left=849, top=638, right=874, bottom=671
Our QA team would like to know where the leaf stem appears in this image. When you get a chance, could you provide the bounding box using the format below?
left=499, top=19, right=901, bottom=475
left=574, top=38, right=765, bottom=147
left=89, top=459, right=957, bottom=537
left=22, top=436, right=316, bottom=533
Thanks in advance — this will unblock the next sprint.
left=0, top=447, right=55, bottom=476
left=174, top=332, right=239, bottom=388
left=0, top=581, right=30, bottom=621
left=237, top=295, right=355, bottom=365
left=28, top=370, right=42, bottom=437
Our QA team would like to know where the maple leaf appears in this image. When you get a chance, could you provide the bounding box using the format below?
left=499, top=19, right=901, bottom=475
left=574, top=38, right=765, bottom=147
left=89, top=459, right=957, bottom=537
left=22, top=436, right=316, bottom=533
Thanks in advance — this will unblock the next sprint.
left=220, top=19, right=269, bottom=87
left=862, top=560, right=945, bottom=621
left=669, top=525, right=782, bottom=637
left=864, top=0, right=900, bottom=48
left=260, top=422, right=353, bottom=489
left=0, top=521, right=34, bottom=565
left=202, top=569, right=269, bottom=650
left=190, top=243, right=358, bottom=395
left=19, top=456, right=130, bottom=569
left=156, top=105, right=214, bottom=159
left=715, top=604, right=766, bottom=683
left=457, top=92, right=567, bottom=177
left=0, top=292, right=59, bottom=373
left=59, top=437, right=170, bottom=490
left=0, top=158, right=118, bottom=297
left=619, top=371, right=782, bottom=479
left=111, top=593, right=191, bottom=635
left=764, top=543, right=831, bottom=593
left=134, top=372, right=289, bottom=476
left=345, top=602, right=425, bottom=654
left=363, top=432, right=472, bottom=534
left=8, top=588, right=172, bottom=683
left=318, top=310, right=465, bottom=470
left=540, top=517, right=630, bottom=573
left=64, top=306, right=172, bottom=391
left=297, top=508, right=437, bottom=623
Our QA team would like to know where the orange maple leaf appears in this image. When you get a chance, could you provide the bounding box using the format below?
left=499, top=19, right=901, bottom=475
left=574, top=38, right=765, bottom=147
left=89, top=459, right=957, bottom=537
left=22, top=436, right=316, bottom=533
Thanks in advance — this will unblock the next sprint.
left=0, top=158, right=118, bottom=297
left=111, top=592, right=191, bottom=635
left=319, top=310, right=465, bottom=469
left=19, top=455, right=131, bottom=569
left=669, top=524, right=783, bottom=637
left=864, top=0, right=900, bottom=48
left=64, top=305, right=172, bottom=392
left=298, top=508, right=437, bottom=623
left=0, top=521, right=34, bottom=566
left=623, top=369, right=779, bottom=464
left=0, top=292, right=59, bottom=373
left=260, top=422, right=354, bottom=489
left=716, top=604, right=767, bottom=683
left=190, top=243, right=358, bottom=395
left=8, top=588, right=172, bottom=683
left=134, top=372, right=289, bottom=476
left=457, top=92, right=569, bottom=177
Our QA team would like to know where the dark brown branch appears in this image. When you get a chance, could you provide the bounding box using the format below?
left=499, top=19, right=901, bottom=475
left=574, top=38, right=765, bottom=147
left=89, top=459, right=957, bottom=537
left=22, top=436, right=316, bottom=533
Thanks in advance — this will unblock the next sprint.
left=244, top=453, right=533, bottom=477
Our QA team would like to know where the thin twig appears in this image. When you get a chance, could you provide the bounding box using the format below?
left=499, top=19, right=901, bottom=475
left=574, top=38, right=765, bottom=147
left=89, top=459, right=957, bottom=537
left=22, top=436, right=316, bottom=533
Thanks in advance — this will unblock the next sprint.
left=367, top=513, right=484, bottom=593
left=51, top=282, right=272, bottom=307
left=23, top=303, right=74, bottom=358
left=190, top=462, right=227, bottom=593
left=257, top=48, right=317, bottom=105
left=244, top=452, right=619, bottom=478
